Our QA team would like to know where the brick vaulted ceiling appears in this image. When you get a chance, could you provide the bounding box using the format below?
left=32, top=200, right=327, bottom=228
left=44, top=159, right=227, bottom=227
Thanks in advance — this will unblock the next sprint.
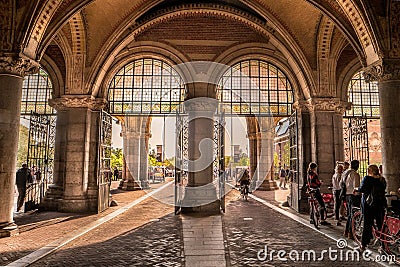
left=50, top=0, right=356, bottom=70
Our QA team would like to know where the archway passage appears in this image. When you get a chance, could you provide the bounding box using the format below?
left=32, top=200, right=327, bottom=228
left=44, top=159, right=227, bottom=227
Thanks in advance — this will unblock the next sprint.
left=17, top=68, right=56, bottom=213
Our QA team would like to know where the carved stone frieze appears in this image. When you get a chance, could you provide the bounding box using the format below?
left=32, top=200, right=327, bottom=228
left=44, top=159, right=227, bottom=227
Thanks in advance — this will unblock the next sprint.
left=363, top=59, right=400, bottom=82
left=49, top=96, right=107, bottom=111
left=293, top=98, right=351, bottom=114
left=389, top=1, right=400, bottom=58
left=0, top=56, right=39, bottom=76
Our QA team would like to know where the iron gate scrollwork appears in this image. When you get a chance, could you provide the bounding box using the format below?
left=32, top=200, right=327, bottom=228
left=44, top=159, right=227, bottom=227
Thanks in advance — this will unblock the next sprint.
left=175, top=112, right=188, bottom=214
left=288, top=111, right=299, bottom=210
left=98, top=110, right=113, bottom=213
left=213, top=110, right=225, bottom=212
left=343, top=117, right=369, bottom=178
left=25, top=112, right=56, bottom=212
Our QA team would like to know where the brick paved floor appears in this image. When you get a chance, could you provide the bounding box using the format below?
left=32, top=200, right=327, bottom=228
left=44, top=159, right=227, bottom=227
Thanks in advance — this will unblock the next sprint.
left=223, top=189, right=381, bottom=267
left=29, top=193, right=183, bottom=266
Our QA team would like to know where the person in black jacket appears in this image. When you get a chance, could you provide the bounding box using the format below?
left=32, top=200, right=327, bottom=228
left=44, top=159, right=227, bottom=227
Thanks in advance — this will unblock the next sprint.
left=357, top=164, right=387, bottom=251
left=16, top=163, right=32, bottom=212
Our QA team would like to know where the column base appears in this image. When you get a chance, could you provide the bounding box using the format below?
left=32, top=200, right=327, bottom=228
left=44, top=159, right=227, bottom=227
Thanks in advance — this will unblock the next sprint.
left=58, top=197, right=97, bottom=213
left=255, top=180, right=279, bottom=191
left=140, top=180, right=150, bottom=190
left=39, top=185, right=63, bottom=211
left=0, top=222, right=18, bottom=238
left=118, top=179, right=142, bottom=191
left=181, top=200, right=221, bottom=215
left=180, top=185, right=221, bottom=214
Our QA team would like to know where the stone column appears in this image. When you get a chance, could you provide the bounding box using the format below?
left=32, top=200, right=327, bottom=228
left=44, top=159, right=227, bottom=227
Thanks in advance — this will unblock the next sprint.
left=305, top=98, right=348, bottom=191
left=364, top=59, right=400, bottom=192
left=139, top=132, right=151, bottom=189
left=247, top=133, right=258, bottom=180
left=181, top=92, right=220, bottom=213
left=0, top=56, right=38, bottom=237
left=255, top=121, right=278, bottom=191
left=289, top=103, right=313, bottom=212
left=119, top=117, right=141, bottom=190
left=46, top=96, right=106, bottom=212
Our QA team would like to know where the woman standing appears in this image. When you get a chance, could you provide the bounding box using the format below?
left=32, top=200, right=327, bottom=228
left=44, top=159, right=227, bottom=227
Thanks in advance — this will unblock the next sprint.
left=332, top=164, right=344, bottom=226
left=357, top=164, right=387, bottom=251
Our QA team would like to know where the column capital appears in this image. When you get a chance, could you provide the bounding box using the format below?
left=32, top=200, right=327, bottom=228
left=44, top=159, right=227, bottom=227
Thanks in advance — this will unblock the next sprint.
left=294, top=98, right=351, bottom=114
left=363, top=59, right=400, bottom=82
left=0, top=55, right=39, bottom=77
left=49, top=95, right=107, bottom=111
left=184, top=97, right=218, bottom=113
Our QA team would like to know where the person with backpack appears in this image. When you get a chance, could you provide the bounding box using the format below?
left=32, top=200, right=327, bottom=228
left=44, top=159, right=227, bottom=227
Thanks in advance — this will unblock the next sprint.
left=356, top=164, right=387, bottom=251
left=15, top=163, right=33, bottom=212
left=279, top=166, right=287, bottom=189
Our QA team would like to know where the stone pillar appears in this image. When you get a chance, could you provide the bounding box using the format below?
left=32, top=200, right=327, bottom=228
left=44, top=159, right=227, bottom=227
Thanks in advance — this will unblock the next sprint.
left=0, top=56, right=38, bottom=237
left=247, top=133, right=258, bottom=180
left=119, top=117, right=141, bottom=190
left=364, top=59, right=400, bottom=192
left=255, top=128, right=278, bottom=191
left=307, top=98, right=348, bottom=191
left=46, top=96, right=106, bottom=212
left=139, top=133, right=150, bottom=189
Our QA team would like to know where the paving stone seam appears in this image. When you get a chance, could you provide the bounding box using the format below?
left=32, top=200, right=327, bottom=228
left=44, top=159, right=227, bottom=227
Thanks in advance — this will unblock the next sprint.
left=244, top=189, right=391, bottom=267
left=4, top=181, right=174, bottom=267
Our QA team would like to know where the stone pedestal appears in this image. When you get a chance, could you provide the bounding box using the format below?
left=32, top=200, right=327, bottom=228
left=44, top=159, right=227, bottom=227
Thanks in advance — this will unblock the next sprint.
left=0, top=56, right=38, bottom=236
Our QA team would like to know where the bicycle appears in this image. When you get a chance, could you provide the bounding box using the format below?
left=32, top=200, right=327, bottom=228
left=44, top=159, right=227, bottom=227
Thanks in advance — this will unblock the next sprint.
left=240, top=184, right=249, bottom=201
left=308, top=188, right=327, bottom=229
left=351, top=194, right=400, bottom=264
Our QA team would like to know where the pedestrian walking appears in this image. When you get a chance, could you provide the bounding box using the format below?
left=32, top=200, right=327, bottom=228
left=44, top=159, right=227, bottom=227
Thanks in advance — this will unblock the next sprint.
left=16, top=163, right=32, bottom=212
left=279, top=167, right=287, bottom=189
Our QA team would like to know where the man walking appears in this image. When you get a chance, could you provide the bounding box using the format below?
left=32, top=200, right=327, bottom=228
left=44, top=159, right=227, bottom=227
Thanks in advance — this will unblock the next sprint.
left=16, top=163, right=32, bottom=212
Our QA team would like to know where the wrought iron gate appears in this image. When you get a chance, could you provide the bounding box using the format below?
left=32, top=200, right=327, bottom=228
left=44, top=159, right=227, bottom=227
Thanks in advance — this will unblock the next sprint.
left=175, top=112, right=188, bottom=214
left=25, top=112, right=56, bottom=212
left=214, top=111, right=225, bottom=212
left=288, top=111, right=299, bottom=210
left=343, top=117, right=369, bottom=177
left=98, top=110, right=113, bottom=213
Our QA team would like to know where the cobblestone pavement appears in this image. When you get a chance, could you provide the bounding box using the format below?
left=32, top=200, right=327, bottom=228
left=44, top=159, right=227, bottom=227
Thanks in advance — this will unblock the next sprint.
left=0, top=181, right=146, bottom=266
left=30, top=197, right=183, bottom=267
left=223, top=190, right=382, bottom=267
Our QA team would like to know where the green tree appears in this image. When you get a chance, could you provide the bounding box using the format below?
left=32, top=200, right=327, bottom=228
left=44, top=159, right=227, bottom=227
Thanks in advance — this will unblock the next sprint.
left=239, top=153, right=250, bottom=166
left=17, top=124, right=29, bottom=167
left=111, top=148, right=123, bottom=169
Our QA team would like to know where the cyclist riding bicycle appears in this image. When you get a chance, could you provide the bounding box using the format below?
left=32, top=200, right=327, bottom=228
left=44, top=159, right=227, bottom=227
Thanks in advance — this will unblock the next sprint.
left=239, top=169, right=251, bottom=199
left=307, top=162, right=330, bottom=226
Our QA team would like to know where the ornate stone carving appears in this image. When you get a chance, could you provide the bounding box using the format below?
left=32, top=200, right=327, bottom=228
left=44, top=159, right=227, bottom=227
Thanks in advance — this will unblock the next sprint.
left=49, top=96, right=107, bottom=111
left=363, top=59, right=400, bottom=82
left=0, top=56, right=39, bottom=76
left=0, top=0, right=14, bottom=51
left=294, top=98, right=351, bottom=114
left=389, top=1, right=400, bottom=58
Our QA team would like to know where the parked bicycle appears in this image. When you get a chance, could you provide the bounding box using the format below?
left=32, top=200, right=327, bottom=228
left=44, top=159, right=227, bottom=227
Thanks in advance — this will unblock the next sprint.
left=351, top=194, right=400, bottom=264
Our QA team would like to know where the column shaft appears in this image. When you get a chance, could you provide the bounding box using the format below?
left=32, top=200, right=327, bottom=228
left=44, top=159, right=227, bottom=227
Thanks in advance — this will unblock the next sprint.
left=379, top=80, right=400, bottom=192
left=0, top=74, right=23, bottom=236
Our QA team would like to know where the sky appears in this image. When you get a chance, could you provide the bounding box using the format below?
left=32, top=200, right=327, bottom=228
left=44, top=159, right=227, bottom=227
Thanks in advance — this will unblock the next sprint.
left=112, top=117, right=250, bottom=158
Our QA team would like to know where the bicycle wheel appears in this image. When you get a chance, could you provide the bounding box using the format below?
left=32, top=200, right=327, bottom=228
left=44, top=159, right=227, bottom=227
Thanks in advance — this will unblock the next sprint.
left=382, top=220, right=400, bottom=264
left=311, top=202, right=320, bottom=229
left=351, top=210, right=363, bottom=246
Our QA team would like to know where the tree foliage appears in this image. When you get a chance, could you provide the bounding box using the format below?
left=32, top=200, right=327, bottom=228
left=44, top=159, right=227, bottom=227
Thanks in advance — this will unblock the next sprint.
left=111, top=148, right=123, bottom=169
left=17, top=124, right=29, bottom=167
